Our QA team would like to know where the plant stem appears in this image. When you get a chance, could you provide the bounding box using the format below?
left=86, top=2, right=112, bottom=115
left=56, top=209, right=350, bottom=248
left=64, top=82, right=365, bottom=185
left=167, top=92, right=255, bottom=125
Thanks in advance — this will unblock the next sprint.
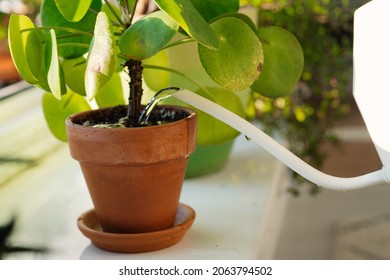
left=57, top=43, right=90, bottom=49
left=125, top=59, right=143, bottom=122
left=24, top=26, right=94, bottom=36
left=162, top=37, right=195, bottom=50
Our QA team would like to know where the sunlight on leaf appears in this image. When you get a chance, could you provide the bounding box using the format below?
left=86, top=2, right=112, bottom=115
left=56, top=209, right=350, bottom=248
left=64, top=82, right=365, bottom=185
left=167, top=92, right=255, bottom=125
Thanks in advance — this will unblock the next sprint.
left=85, top=12, right=117, bottom=101
left=8, top=14, right=41, bottom=84
left=143, top=50, right=171, bottom=91
left=42, top=92, right=91, bottom=142
left=95, top=73, right=125, bottom=107
left=54, top=0, right=93, bottom=22
left=45, top=29, right=66, bottom=100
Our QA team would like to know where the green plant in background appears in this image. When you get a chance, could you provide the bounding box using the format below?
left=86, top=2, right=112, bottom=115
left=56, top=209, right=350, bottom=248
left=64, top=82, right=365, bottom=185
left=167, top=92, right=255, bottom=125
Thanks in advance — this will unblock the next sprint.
left=245, top=0, right=365, bottom=195
left=7, top=0, right=303, bottom=149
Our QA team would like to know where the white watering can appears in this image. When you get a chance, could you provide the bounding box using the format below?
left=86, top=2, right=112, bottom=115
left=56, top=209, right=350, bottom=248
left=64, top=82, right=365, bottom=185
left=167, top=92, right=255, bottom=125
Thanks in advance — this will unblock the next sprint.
left=172, top=0, right=390, bottom=191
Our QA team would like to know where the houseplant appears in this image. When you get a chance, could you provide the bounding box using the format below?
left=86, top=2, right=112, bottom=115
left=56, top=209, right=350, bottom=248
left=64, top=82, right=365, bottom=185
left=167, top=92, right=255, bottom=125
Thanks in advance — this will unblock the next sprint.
left=7, top=0, right=303, bottom=252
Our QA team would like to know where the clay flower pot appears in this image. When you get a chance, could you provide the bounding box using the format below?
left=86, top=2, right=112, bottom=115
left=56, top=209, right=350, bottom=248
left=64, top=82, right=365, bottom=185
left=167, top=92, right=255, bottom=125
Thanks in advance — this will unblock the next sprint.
left=66, top=105, right=197, bottom=234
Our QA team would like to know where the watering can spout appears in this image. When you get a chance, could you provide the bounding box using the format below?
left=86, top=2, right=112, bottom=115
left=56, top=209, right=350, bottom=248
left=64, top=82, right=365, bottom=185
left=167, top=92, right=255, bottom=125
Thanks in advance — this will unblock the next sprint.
left=174, top=90, right=389, bottom=191
left=172, top=0, right=390, bottom=191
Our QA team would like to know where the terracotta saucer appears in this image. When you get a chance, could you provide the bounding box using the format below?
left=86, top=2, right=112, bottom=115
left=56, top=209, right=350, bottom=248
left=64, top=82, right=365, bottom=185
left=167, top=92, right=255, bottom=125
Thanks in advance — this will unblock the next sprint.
left=77, top=203, right=195, bottom=253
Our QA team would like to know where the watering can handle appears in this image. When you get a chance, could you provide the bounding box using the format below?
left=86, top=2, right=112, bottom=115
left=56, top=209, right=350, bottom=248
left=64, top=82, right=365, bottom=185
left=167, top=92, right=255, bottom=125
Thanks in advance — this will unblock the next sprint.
left=175, top=90, right=388, bottom=191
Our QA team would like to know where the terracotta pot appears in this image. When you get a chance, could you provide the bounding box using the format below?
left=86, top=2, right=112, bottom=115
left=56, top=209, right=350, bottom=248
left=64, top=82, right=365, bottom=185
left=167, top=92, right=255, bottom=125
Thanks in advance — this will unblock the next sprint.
left=66, top=105, right=197, bottom=234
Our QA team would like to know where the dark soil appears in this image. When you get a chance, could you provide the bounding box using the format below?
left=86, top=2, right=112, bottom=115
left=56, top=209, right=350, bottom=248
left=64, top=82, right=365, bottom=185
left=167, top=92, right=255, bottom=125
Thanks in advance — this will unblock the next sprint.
left=71, top=105, right=190, bottom=127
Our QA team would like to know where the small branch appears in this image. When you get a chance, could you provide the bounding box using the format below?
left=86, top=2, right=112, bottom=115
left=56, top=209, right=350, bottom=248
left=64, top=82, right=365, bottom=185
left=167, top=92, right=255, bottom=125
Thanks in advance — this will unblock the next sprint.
left=103, top=0, right=127, bottom=28
left=56, top=33, right=88, bottom=40
left=162, top=37, right=195, bottom=50
left=57, top=43, right=90, bottom=49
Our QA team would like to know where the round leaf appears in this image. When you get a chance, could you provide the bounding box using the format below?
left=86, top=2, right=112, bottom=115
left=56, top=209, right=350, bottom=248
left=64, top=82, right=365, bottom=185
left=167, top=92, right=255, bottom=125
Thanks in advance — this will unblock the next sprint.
left=54, top=0, right=93, bottom=22
left=195, top=87, right=245, bottom=145
left=85, top=12, right=117, bottom=101
left=198, top=17, right=263, bottom=91
left=143, top=50, right=171, bottom=91
left=154, top=0, right=218, bottom=49
left=251, top=26, right=304, bottom=98
left=119, top=11, right=179, bottom=60
left=95, top=73, right=125, bottom=107
left=8, top=14, right=41, bottom=84
left=41, top=0, right=101, bottom=58
left=42, top=92, right=91, bottom=142
left=166, top=87, right=245, bottom=145
left=62, top=57, right=87, bottom=95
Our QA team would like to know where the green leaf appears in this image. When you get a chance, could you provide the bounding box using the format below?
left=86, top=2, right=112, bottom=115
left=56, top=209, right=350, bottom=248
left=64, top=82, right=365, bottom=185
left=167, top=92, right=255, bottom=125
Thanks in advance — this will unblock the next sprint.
left=119, top=11, right=179, bottom=60
left=167, top=87, right=245, bottom=145
left=41, top=0, right=101, bottom=58
left=45, top=29, right=66, bottom=99
left=251, top=26, right=304, bottom=98
left=54, top=0, right=93, bottom=22
left=190, top=0, right=239, bottom=22
left=210, top=13, right=257, bottom=32
left=198, top=17, right=263, bottom=91
left=8, top=14, right=42, bottom=84
left=62, top=56, right=86, bottom=95
left=154, top=0, right=218, bottom=49
left=195, top=87, right=245, bottom=145
left=143, top=50, right=171, bottom=91
left=95, top=73, right=125, bottom=107
left=102, top=3, right=122, bottom=34
left=85, top=12, right=117, bottom=101
left=42, top=92, right=91, bottom=142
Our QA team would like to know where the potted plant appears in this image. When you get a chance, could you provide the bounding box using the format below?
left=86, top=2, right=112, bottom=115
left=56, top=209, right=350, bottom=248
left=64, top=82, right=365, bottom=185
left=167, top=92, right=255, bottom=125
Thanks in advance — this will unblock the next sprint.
left=7, top=0, right=303, bottom=252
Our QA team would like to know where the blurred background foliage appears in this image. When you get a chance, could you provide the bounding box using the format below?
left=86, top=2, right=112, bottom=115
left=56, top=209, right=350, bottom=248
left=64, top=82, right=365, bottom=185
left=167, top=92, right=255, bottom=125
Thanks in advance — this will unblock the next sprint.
left=242, top=0, right=369, bottom=195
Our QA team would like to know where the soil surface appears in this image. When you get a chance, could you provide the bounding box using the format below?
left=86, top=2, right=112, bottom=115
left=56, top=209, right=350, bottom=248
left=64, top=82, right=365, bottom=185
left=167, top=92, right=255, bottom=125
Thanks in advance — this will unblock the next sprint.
left=71, top=106, right=190, bottom=128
